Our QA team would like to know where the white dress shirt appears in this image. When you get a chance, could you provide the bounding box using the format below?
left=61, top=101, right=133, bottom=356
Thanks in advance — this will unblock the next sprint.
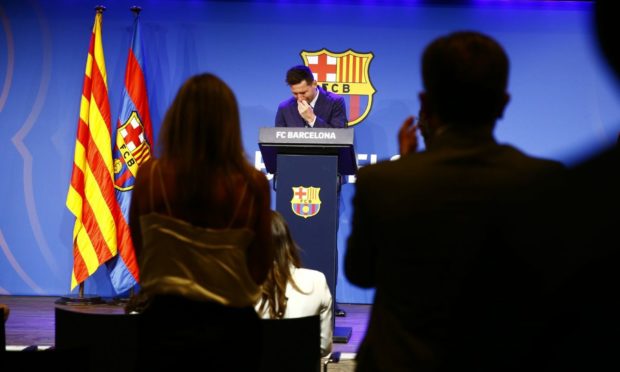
left=307, top=87, right=319, bottom=127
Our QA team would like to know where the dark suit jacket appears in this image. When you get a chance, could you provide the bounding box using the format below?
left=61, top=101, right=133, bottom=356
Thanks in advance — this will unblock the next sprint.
left=275, top=86, right=347, bottom=128
left=345, top=128, right=565, bottom=372
left=540, top=145, right=620, bottom=371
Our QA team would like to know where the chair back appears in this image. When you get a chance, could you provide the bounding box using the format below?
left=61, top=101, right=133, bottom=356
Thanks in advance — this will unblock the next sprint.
left=259, top=315, right=321, bottom=372
left=55, top=307, right=139, bottom=372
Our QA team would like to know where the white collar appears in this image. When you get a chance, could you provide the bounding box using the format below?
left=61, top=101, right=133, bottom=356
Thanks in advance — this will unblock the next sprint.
left=309, top=87, right=319, bottom=108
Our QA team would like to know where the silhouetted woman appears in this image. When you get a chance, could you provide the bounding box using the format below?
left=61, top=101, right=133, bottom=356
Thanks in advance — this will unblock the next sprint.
left=129, top=73, right=273, bottom=371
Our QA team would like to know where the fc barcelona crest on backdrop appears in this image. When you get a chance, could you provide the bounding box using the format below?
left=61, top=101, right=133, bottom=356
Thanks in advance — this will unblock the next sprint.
left=301, top=49, right=376, bottom=127
left=113, top=111, right=151, bottom=191
left=291, top=186, right=321, bottom=218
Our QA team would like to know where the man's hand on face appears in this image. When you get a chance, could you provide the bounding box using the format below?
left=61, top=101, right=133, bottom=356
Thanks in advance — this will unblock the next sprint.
left=297, top=100, right=316, bottom=125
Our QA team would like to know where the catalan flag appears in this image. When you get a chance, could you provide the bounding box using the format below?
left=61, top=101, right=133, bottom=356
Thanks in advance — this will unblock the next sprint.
left=66, top=8, right=118, bottom=290
left=107, top=9, right=152, bottom=294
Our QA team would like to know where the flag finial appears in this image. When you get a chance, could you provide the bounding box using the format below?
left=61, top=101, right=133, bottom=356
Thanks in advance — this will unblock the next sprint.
left=130, top=6, right=142, bottom=15
left=95, top=5, right=106, bottom=14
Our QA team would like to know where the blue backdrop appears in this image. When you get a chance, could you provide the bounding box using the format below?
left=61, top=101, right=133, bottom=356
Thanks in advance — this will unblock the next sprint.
left=1, top=0, right=617, bottom=304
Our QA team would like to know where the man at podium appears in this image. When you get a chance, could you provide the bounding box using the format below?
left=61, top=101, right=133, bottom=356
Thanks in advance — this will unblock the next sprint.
left=275, top=65, right=348, bottom=129
left=273, top=64, right=349, bottom=318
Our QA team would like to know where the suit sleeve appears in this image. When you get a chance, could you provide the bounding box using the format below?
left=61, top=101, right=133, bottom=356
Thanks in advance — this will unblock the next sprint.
left=314, top=95, right=348, bottom=128
left=275, top=103, right=286, bottom=127
left=345, top=169, right=376, bottom=288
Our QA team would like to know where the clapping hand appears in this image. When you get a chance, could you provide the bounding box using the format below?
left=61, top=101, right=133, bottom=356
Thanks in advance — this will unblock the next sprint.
left=398, top=116, right=419, bottom=156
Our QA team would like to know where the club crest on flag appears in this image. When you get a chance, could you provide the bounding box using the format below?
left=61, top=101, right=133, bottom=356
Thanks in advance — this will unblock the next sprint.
left=114, top=111, right=151, bottom=191
left=291, top=186, right=321, bottom=219
left=301, top=49, right=376, bottom=127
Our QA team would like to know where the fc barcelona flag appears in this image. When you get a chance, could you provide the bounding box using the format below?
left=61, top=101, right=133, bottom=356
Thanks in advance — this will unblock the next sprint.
left=66, top=7, right=119, bottom=290
left=107, top=8, right=153, bottom=294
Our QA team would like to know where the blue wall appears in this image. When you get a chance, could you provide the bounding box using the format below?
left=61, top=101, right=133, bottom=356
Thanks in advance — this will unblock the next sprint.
left=1, top=0, right=617, bottom=303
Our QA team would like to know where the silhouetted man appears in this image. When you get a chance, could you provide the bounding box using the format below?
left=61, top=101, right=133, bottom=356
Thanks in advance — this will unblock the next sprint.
left=345, top=31, right=564, bottom=371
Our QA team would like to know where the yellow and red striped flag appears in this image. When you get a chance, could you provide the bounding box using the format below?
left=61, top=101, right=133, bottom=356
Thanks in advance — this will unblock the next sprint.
left=66, top=8, right=118, bottom=290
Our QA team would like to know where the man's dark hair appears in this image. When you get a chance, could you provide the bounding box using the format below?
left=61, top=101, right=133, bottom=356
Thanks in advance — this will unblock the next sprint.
left=286, top=65, right=315, bottom=86
left=422, top=31, right=509, bottom=126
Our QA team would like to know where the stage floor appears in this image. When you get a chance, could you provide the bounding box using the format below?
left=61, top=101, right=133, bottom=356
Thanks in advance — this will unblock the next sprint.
left=1, top=295, right=369, bottom=370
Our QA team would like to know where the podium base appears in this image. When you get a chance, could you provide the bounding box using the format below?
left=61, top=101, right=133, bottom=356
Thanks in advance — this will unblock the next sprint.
left=333, top=326, right=352, bottom=344
left=54, top=294, right=106, bottom=306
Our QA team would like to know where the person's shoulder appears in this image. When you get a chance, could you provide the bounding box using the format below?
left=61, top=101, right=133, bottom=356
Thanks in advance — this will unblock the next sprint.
left=298, top=267, right=327, bottom=280
left=293, top=267, right=328, bottom=286
left=133, top=157, right=157, bottom=188
left=278, top=96, right=296, bottom=109
left=539, top=158, right=565, bottom=172
left=246, top=167, right=270, bottom=190
left=320, top=87, right=344, bottom=102
left=502, top=145, right=566, bottom=171
left=356, top=155, right=416, bottom=181
left=496, top=146, right=567, bottom=188
left=139, top=157, right=157, bottom=174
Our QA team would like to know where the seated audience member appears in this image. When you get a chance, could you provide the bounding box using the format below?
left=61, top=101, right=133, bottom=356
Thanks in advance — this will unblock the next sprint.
left=345, top=31, right=565, bottom=371
left=128, top=73, right=273, bottom=371
left=255, top=211, right=333, bottom=357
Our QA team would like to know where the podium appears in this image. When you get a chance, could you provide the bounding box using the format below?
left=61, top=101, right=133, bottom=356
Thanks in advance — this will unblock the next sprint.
left=259, top=127, right=356, bottom=343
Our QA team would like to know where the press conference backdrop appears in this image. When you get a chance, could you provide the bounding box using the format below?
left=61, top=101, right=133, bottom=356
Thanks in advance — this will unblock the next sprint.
left=1, top=0, right=617, bottom=304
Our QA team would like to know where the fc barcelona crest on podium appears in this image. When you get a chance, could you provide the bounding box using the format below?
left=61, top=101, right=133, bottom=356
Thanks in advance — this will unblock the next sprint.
left=301, top=49, right=376, bottom=127
left=291, top=186, right=321, bottom=218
